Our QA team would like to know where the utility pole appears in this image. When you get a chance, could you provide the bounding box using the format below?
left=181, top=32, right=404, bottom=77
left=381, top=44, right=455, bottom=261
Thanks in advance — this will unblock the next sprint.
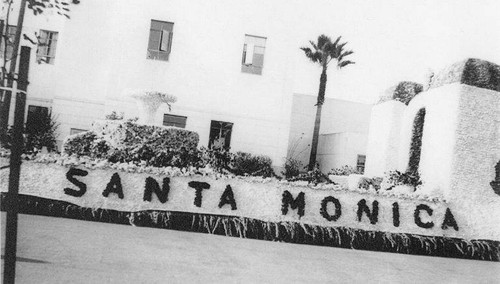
left=0, top=0, right=27, bottom=135
left=3, top=45, right=30, bottom=284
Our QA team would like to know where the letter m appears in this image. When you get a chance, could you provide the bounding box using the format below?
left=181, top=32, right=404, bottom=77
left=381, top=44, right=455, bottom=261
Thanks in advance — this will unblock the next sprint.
left=281, top=190, right=305, bottom=218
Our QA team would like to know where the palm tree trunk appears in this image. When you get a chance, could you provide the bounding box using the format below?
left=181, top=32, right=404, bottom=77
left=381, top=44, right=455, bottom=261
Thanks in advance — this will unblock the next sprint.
left=308, top=68, right=327, bottom=170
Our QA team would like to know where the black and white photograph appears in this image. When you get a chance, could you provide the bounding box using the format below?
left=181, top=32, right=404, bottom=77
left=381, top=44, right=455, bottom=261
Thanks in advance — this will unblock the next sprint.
left=0, top=0, right=499, bottom=283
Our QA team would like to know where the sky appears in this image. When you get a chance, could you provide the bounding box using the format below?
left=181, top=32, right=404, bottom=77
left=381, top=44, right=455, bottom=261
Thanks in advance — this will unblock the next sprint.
left=283, top=0, right=500, bottom=103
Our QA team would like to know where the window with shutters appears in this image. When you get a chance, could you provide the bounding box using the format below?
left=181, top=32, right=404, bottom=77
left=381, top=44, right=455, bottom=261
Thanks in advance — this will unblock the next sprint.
left=241, top=34, right=266, bottom=75
left=0, top=21, right=17, bottom=60
left=163, top=114, right=187, bottom=128
left=147, top=20, right=174, bottom=61
left=36, top=30, right=58, bottom=64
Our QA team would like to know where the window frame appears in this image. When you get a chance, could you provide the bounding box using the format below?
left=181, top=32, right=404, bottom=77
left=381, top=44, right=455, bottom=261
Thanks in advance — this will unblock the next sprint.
left=36, top=29, right=58, bottom=64
left=208, top=120, right=234, bottom=149
left=163, top=114, right=187, bottom=128
left=0, top=21, right=17, bottom=60
left=147, top=19, right=174, bottom=62
left=241, top=34, right=267, bottom=75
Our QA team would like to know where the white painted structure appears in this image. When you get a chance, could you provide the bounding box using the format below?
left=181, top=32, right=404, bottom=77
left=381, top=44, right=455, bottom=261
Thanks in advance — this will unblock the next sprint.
left=288, top=94, right=372, bottom=172
left=364, top=61, right=500, bottom=238
left=1, top=0, right=371, bottom=170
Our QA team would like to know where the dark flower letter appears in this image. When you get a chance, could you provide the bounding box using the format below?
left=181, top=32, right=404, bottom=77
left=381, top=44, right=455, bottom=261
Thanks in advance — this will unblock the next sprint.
left=188, top=181, right=210, bottom=207
left=64, top=168, right=88, bottom=197
left=143, top=177, right=170, bottom=203
left=218, top=185, right=237, bottom=210
left=281, top=190, right=305, bottom=218
left=102, top=173, right=124, bottom=199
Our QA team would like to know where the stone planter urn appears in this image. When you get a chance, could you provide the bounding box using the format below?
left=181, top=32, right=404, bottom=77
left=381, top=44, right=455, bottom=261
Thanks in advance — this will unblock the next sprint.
left=128, top=90, right=177, bottom=125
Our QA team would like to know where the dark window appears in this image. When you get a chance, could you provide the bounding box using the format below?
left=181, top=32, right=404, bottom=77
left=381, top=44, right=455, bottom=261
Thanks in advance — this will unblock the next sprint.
left=36, top=30, right=58, bottom=64
left=209, top=120, right=233, bottom=149
left=70, top=128, right=87, bottom=135
left=147, top=20, right=174, bottom=61
left=163, top=114, right=187, bottom=128
left=241, top=34, right=266, bottom=75
left=0, top=21, right=17, bottom=60
left=26, top=105, right=49, bottom=133
left=356, top=155, right=366, bottom=173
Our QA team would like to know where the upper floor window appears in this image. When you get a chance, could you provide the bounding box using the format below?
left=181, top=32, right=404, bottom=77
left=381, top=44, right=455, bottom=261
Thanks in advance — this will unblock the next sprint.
left=0, top=21, right=17, bottom=60
left=36, top=30, right=58, bottom=64
left=147, top=20, right=174, bottom=61
left=241, top=34, right=266, bottom=75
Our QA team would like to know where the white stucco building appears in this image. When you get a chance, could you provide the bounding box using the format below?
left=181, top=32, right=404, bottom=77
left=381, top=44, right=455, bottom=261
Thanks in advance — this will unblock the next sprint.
left=1, top=0, right=372, bottom=170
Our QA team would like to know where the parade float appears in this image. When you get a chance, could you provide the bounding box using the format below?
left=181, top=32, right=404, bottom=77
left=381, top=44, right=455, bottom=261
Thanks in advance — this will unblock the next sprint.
left=1, top=60, right=500, bottom=261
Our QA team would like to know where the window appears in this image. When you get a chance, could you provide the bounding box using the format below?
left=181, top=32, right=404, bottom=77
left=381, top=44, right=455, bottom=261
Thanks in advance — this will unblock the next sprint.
left=26, top=105, right=49, bottom=133
left=209, top=120, right=233, bottom=149
left=147, top=20, right=174, bottom=61
left=356, top=155, right=366, bottom=174
left=70, top=128, right=88, bottom=135
left=36, top=30, right=58, bottom=64
left=163, top=114, right=187, bottom=128
left=241, top=34, right=266, bottom=75
left=0, top=21, right=17, bottom=60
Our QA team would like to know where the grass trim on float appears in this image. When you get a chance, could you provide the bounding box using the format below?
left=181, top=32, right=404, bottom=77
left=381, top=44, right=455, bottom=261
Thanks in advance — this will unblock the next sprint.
left=1, top=193, right=498, bottom=261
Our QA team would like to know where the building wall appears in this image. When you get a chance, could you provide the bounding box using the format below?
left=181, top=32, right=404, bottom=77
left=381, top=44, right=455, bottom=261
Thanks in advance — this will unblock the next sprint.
left=365, top=100, right=406, bottom=177
left=287, top=93, right=372, bottom=171
left=449, top=85, right=500, bottom=238
left=2, top=0, right=298, bottom=166
left=317, top=132, right=368, bottom=172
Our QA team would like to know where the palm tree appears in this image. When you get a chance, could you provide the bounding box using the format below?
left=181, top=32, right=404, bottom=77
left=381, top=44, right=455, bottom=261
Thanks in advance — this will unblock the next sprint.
left=301, top=34, right=354, bottom=171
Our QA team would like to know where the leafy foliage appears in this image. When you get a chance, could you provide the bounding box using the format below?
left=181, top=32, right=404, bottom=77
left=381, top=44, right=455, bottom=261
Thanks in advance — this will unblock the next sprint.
left=0, top=111, right=59, bottom=154
left=328, top=165, right=362, bottom=176
left=282, top=157, right=302, bottom=179
left=287, top=163, right=332, bottom=185
left=385, top=170, right=422, bottom=191
left=24, top=111, right=59, bottom=153
left=63, top=131, right=110, bottom=159
left=232, top=151, right=276, bottom=178
left=105, top=111, right=124, bottom=120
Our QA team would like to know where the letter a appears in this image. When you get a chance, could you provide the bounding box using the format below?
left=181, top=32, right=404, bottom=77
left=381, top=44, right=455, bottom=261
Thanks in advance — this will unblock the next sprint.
left=102, top=173, right=124, bottom=199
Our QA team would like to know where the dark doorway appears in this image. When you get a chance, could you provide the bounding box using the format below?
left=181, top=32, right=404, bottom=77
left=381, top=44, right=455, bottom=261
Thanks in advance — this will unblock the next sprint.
left=407, top=108, right=426, bottom=173
left=209, top=120, right=233, bottom=149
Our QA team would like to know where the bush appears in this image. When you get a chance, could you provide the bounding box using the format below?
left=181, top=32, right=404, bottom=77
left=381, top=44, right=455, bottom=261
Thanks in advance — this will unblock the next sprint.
left=105, top=111, right=124, bottom=120
left=385, top=170, right=422, bottom=191
left=25, top=112, right=59, bottom=154
left=282, top=157, right=302, bottom=179
left=64, top=131, right=111, bottom=159
left=197, top=147, right=233, bottom=173
left=232, top=151, right=276, bottom=178
left=288, top=163, right=332, bottom=185
left=0, top=112, right=59, bottom=154
left=328, top=165, right=361, bottom=176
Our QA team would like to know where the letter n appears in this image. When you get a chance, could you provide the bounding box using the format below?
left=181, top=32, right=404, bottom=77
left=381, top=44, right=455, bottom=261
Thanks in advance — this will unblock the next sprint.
left=357, top=199, right=379, bottom=224
left=143, top=177, right=170, bottom=203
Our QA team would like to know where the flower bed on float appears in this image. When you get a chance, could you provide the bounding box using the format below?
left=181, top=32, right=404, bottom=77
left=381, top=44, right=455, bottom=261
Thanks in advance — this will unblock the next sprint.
left=1, top=151, right=499, bottom=261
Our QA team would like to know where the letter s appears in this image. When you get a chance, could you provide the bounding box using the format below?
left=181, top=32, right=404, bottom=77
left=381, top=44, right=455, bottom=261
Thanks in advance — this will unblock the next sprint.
left=64, top=168, right=88, bottom=197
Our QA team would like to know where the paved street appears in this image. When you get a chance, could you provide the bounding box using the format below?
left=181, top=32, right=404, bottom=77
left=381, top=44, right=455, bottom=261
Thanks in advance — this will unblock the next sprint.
left=1, top=213, right=499, bottom=283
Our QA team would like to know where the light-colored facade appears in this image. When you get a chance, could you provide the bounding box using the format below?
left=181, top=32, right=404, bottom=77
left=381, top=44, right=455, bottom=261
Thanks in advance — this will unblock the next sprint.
left=288, top=94, right=372, bottom=172
left=2, top=0, right=371, bottom=169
